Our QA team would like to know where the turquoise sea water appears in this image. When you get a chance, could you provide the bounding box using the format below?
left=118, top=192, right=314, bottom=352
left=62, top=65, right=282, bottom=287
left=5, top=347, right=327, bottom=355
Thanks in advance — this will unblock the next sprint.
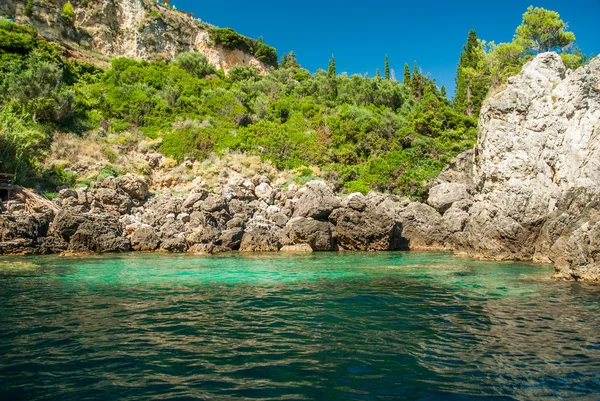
left=0, top=252, right=599, bottom=400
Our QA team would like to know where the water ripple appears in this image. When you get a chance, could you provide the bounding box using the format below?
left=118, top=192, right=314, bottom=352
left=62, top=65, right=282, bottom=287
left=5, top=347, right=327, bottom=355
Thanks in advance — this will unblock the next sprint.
left=0, top=252, right=599, bottom=400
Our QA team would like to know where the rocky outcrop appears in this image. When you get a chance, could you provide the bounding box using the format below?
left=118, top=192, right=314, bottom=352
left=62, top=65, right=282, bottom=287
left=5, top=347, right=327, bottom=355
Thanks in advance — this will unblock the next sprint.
left=455, top=54, right=600, bottom=280
left=330, top=194, right=406, bottom=251
left=0, top=0, right=270, bottom=74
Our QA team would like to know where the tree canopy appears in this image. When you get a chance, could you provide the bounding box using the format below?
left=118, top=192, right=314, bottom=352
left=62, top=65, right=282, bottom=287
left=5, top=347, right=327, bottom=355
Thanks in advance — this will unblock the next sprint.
left=514, top=6, right=576, bottom=54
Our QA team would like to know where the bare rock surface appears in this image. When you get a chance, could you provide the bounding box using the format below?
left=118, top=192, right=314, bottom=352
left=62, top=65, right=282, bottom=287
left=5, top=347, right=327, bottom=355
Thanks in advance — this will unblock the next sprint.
left=456, top=54, right=600, bottom=280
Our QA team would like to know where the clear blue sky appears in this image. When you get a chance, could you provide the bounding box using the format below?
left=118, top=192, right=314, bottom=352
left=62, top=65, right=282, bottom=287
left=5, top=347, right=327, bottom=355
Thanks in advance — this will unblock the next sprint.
left=176, top=0, right=599, bottom=97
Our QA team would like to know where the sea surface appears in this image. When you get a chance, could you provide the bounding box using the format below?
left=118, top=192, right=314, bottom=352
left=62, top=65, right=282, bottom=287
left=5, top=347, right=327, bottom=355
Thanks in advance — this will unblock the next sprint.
left=0, top=252, right=599, bottom=401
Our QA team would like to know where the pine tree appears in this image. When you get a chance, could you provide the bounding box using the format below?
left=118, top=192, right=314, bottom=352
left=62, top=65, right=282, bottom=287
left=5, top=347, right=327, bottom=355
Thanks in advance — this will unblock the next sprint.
left=328, top=54, right=336, bottom=79
left=453, top=30, right=489, bottom=118
left=411, top=61, right=425, bottom=101
left=441, top=85, right=447, bottom=98
left=375, top=69, right=381, bottom=79
left=281, top=53, right=289, bottom=68
left=285, top=51, right=300, bottom=68
left=403, top=63, right=410, bottom=84
left=385, top=55, right=390, bottom=80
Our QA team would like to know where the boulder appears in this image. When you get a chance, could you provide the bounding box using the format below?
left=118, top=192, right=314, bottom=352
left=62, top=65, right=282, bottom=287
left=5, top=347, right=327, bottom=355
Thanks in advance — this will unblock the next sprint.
left=293, top=180, right=341, bottom=220
left=160, top=237, right=187, bottom=253
left=65, top=213, right=130, bottom=253
left=201, top=194, right=227, bottom=213
left=130, top=224, right=160, bottom=251
left=94, top=188, right=133, bottom=215
left=239, top=216, right=282, bottom=252
left=427, top=183, right=471, bottom=214
left=283, top=217, right=335, bottom=251
left=254, top=182, right=275, bottom=204
left=116, top=174, right=149, bottom=201
left=218, top=228, right=244, bottom=250
left=329, top=202, right=406, bottom=251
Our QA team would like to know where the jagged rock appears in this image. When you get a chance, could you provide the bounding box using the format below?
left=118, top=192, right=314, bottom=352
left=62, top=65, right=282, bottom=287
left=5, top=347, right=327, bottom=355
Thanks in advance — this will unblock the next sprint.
left=344, top=193, right=367, bottom=212
left=329, top=202, right=406, bottom=251
left=66, top=213, right=131, bottom=253
left=116, top=174, right=149, bottom=200
left=534, top=188, right=600, bottom=281
left=456, top=54, right=600, bottom=278
left=0, top=239, right=37, bottom=255
left=95, top=188, right=133, bottom=215
left=182, top=191, right=208, bottom=211
left=397, top=203, right=450, bottom=250
left=142, top=194, right=182, bottom=226
left=186, top=225, right=220, bottom=246
left=0, top=212, right=50, bottom=242
left=283, top=217, right=335, bottom=251
left=160, top=237, right=187, bottom=253
left=293, top=181, right=341, bottom=220
left=218, top=228, right=244, bottom=250
left=427, top=183, right=471, bottom=214
left=255, top=182, right=274, bottom=204
left=130, top=224, right=160, bottom=251
left=239, top=216, right=282, bottom=252
left=441, top=200, right=472, bottom=234
left=201, top=194, right=227, bottom=213
left=37, top=237, right=68, bottom=254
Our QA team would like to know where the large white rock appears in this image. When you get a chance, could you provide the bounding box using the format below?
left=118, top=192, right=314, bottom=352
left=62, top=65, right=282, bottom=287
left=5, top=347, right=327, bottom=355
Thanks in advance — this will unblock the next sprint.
left=459, top=53, right=600, bottom=279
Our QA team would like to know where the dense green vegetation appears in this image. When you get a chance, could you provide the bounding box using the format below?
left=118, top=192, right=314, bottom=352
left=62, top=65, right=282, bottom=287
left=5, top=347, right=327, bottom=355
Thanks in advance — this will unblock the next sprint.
left=0, top=6, right=593, bottom=198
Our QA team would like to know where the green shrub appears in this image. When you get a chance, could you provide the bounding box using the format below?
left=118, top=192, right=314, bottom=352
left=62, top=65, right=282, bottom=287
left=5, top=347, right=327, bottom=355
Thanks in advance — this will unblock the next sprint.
left=63, top=2, right=75, bottom=25
left=344, top=180, right=370, bottom=195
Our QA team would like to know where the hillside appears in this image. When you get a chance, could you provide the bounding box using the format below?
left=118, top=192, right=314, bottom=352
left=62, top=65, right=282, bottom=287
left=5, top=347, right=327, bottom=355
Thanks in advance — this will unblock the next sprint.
left=0, top=14, right=477, bottom=199
left=0, top=0, right=275, bottom=73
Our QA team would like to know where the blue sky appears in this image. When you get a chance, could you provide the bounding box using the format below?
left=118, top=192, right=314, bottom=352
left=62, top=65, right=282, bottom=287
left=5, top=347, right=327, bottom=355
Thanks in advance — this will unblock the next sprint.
left=175, top=0, right=599, bottom=97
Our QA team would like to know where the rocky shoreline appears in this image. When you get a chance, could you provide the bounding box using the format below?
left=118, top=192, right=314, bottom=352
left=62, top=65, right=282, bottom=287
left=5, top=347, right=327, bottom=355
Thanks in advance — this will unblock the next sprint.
left=1, top=53, right=599, bottom=282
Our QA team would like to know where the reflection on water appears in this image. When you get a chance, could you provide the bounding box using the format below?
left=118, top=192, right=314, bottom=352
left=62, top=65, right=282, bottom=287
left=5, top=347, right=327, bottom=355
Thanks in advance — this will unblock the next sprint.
left=0, top=252, right=599, bottom=400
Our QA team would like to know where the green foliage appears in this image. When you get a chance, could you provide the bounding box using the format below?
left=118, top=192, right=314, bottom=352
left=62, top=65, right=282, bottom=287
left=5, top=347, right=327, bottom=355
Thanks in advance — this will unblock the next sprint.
left=25, top=0, right=34, bottom=17
left=403, top=63, right=410, bottom=84
left=0, top=108, right=50, bottom=185
left=453, top=30, right=489, bottom=118
left=385, top=55, right=390, bottom=80
left=228, top=65, right=259, bottom=82
left=209, top=27, right=278, bottom=67
left=171, top=52, right=216, bottom=79
left=514, top=6, right=576, bottom=54
left=328, top=55, right=336, bottom=79
left=62, top=1, right=75, bottom=25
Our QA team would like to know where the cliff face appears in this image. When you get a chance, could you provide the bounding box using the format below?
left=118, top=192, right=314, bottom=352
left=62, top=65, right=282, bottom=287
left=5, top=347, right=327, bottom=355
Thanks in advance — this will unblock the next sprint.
left=0, top=0, right=270, bottom=73
left=456, top=53, right=600, bottom=280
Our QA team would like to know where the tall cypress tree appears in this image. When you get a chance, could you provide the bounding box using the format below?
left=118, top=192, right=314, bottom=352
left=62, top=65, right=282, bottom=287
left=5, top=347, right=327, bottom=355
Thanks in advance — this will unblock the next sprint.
left=411, top=61, right=425, bottom=101
left=453, top=30, right=489, bottom=117
left=403, top=63, right=410, bottom=84
left=385, top=55, right=390, bottom=80
left=375, top=69, right=381, bottom=79
left=441, top=84, right=447, bottom=98
left=328, top=55, right=337, bottom=99
left=328, top=54, right=336, bottom=79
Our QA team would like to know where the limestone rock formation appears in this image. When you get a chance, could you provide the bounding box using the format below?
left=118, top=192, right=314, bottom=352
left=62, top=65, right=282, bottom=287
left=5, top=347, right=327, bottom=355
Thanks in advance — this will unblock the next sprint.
left=457, top=53, right=600, bottom=279
left=0, top=0, right=270, bottom=74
